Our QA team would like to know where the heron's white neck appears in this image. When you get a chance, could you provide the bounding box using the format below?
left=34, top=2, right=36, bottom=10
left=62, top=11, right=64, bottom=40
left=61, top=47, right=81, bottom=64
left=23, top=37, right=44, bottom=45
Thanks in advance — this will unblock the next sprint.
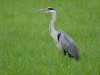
left=51, top=10, right=57, bottom=21
left=49, top=10, right=57, bottom=34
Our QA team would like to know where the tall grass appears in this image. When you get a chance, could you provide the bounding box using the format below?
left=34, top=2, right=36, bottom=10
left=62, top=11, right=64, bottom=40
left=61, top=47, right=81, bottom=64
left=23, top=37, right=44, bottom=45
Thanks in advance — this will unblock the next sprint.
left=0, top=0, right=100, bottom=75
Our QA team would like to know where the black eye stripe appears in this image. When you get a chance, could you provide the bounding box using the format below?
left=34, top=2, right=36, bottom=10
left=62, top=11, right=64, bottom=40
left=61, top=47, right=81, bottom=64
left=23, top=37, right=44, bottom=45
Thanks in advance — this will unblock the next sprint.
left=48, top=7, right=55, bottom=10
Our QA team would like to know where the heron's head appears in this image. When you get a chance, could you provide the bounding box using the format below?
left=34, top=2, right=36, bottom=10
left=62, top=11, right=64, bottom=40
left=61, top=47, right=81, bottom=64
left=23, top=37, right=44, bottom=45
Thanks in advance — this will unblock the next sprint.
left=38, top=7, right=55, bottom=13
left=38, top=7, right=57, bottom=21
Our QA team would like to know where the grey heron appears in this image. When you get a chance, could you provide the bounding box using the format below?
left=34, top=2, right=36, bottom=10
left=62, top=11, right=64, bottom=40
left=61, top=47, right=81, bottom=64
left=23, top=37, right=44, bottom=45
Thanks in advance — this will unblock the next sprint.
left=38, top=7, right=79, bottom=60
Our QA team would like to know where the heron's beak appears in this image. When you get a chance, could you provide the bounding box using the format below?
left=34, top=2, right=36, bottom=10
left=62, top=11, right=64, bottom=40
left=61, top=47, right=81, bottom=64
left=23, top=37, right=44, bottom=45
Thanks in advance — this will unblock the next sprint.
left=37, top=8, right=48, bottom=12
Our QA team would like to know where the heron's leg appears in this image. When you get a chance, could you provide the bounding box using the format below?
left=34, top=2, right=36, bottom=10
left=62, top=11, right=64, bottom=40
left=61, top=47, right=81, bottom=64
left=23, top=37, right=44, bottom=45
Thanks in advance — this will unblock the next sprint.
left=68, top=54, right=74, bottom=58
left=63, top=50, right=66, bottom=55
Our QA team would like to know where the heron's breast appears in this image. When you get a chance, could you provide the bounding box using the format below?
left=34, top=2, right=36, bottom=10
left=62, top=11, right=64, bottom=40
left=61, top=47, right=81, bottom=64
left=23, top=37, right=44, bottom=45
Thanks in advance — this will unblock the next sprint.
left=50, top=32, right=63, bottom=52
left=50, top=32, right=58, bottom=42
left=56, top=42, right=62, bottom=49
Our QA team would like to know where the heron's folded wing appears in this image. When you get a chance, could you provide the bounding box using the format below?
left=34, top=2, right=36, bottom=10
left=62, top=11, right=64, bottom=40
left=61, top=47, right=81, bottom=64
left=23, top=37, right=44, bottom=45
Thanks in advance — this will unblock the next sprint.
left=58, top=30, right=79, bottom=57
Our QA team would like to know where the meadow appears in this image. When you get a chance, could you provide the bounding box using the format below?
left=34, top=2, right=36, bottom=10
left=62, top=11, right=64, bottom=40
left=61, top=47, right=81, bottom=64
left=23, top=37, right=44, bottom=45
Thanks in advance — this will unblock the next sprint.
left=0, top=0, right=100, bottom=75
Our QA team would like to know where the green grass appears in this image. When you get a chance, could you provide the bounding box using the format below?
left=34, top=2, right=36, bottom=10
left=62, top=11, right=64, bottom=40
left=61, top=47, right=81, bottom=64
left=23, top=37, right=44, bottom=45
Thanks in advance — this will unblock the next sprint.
left=0, top=0, right=100, bottom=75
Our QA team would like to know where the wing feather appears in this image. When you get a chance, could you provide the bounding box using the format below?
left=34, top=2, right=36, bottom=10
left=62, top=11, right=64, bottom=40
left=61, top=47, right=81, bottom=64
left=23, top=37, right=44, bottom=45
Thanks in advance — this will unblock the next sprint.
left=58, top=30, right=79, bottom=59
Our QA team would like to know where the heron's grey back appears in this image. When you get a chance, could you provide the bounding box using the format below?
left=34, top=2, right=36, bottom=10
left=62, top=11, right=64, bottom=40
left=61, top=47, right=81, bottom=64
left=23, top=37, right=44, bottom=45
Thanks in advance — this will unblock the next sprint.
left=58, top=30, right=79, bottom=59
